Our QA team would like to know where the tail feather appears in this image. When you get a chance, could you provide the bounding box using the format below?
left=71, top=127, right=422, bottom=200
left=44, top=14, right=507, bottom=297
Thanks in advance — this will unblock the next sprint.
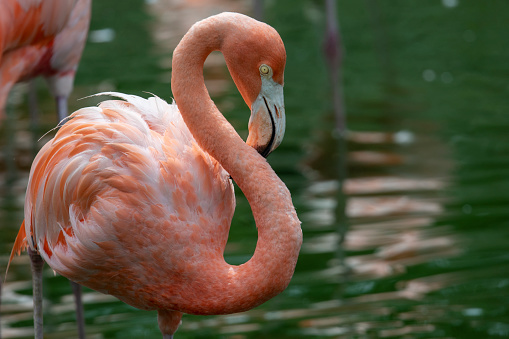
left=6, top=220, right=28, bottom=280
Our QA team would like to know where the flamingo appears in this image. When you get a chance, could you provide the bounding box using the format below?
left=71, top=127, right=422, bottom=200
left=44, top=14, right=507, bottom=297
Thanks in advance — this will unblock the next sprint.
left=0, top=0, right=91, bottom=121
left=10, top=12, right=302, bottom=338
left=2, top=1, right=91, bottom=338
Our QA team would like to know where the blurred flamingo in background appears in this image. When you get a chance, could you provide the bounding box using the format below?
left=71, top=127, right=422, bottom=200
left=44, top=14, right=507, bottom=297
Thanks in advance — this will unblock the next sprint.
left=10, top=12, right=302, bottom=339
left=0, top=0, right=91, bottom=122
left=1, top=1, right=91, bottom=338
left=323, top=0, right=345, bottom=134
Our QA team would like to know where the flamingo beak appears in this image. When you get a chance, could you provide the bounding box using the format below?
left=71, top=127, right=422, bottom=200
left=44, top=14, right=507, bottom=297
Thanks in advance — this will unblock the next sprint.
left=247, top=79, right=285, bottom=158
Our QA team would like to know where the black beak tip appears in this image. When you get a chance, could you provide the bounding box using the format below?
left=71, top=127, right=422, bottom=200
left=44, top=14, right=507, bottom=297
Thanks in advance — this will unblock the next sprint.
left=257, top=145, right=271, bottom=158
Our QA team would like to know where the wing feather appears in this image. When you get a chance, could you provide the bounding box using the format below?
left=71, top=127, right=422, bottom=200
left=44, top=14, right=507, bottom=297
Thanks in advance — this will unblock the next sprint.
left=14, top=93, right=234, bottom=288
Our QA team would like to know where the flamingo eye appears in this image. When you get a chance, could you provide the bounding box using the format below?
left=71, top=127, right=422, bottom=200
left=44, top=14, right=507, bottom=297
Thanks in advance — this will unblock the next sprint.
left=259, top=64, right=271, bottom=75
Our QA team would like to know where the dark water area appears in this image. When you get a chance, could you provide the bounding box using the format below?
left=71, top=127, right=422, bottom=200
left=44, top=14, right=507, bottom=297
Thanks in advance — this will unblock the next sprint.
left=1, top=0, right=509, bottom=338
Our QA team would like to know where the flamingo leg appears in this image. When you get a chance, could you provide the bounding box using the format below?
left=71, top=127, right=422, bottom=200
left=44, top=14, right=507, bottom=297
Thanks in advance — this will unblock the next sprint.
left=28, top=80, right=40, bottom=127
left=28, top=247, right=44, bottom=339
left=27, top=80, right=41, bottom=157
left=56, top=95, right=68, bottom=124
left=4, top=99, right=17, bottom=186
left=157, top=310, right=182, bottom=338
left=70, top=281, right=86, bottom=339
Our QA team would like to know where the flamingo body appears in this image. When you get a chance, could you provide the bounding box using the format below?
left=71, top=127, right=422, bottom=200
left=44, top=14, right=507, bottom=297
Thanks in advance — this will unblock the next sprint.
left=0, top=0, right=74, bottom=51
left=23, top=93, right=235, bottom=312
left=0, top=0, right=91, bottom=120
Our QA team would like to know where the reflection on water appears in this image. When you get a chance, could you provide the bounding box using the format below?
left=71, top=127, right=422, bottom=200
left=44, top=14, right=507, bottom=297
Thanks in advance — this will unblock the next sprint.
left=2, top=0, right=509, bottom=338
left=297, top=121, right=463, bottom=338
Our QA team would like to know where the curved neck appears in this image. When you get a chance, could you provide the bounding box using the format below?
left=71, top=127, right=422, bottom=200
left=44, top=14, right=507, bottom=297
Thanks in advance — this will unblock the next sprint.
left=171, top=17, right=302, bottom=314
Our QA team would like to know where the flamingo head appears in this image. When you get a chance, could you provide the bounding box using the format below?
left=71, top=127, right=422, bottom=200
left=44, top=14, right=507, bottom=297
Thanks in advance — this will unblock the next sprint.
left=221, top=13, right=287, bottom=157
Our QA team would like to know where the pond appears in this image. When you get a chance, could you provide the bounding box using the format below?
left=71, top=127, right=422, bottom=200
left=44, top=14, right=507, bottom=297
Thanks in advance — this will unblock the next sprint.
left=1, top=0, right=509, bottom=338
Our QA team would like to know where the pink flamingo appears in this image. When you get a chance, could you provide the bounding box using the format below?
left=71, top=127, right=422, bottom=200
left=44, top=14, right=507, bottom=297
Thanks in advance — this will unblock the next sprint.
left=10, top=12, right=302, bottom=338
left=0, top=0, right=91, bottom=121
left=2, top=1, right=91, bottom=338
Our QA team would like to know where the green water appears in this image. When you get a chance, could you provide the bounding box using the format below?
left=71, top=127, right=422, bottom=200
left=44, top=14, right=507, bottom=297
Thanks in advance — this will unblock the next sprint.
left=1, top=0, right=509, bottom=338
